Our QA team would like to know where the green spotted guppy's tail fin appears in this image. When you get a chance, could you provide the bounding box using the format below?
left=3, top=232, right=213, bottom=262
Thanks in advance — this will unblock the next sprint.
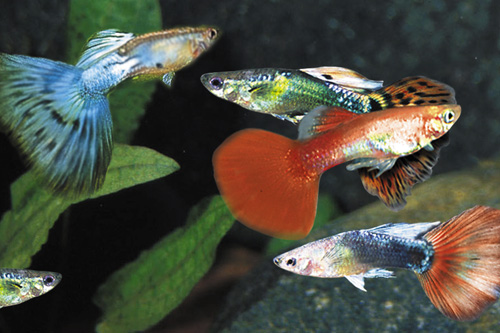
left=368, top=76, right=457, bottom=110
left=0, top=53, right=113, bottom=195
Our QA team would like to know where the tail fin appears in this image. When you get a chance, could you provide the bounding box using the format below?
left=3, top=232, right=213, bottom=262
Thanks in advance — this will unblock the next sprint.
left=0, top=53, right=113, bottom=195
left=369, top=76, right=456, bottom=110
left=417, top=206, right=500, bottom=321
left=213, top=129, right=320, bottom=240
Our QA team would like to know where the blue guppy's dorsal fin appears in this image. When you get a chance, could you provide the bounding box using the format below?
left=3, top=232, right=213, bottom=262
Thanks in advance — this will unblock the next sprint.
left=76, top=29, right=136, bottom=69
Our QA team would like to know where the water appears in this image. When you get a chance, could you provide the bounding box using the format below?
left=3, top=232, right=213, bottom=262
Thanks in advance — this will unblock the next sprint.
left=0, top=0, right=499, bottom=331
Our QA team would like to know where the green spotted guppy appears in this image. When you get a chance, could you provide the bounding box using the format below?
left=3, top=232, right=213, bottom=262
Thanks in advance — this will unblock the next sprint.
left=200, top=67, right=456, bottom=123
left=0, top=269, right=62, bottom=308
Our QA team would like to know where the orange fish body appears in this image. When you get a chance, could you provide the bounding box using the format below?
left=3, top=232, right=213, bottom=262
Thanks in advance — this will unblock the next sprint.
left=213, top=104, right=461, bottom=239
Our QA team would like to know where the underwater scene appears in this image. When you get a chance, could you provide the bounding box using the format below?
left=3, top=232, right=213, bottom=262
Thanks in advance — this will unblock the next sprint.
left=0, top=0, right=500, bottom=332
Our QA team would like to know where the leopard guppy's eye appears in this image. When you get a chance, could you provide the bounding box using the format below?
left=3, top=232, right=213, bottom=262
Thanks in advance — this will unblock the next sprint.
left=286, top=258, right=297, bottom=267
left=443, top=110, right=455, bottom=123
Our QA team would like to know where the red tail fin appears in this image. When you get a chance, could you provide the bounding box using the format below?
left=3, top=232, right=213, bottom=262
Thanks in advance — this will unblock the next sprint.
left=417, top=206, right=500, bottom=321
left=213, top=129, right=320, bottom=240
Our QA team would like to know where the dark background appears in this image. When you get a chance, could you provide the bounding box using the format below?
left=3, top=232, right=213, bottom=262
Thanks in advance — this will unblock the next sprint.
left=1, top=0, right=499, bottom=331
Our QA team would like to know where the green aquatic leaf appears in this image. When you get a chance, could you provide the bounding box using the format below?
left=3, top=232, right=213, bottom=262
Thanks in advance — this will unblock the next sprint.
left=94, top=196, right=234, bottom=333
left=66, top=0, right=162, bottom=143
left=0, top=144, right=178, bottom=268
left=265, top=194, right=341, bottom=255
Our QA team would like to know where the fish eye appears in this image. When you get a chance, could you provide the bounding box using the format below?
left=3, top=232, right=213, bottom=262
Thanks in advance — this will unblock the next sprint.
left=286, top=258, right=297, bottom=267
left=43, top=275, right=56, bottom=286
left=443, top=110, right=455, bottom=123
left=208, top=28, right=218, bottom=40
left=209, top=77, right=224, bottom=90
left=155, top=63, right=163, bottom=69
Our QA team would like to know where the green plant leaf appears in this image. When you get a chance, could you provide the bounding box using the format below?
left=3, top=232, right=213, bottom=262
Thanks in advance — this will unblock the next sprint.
left=93, top=195, right=234, bottom=333
left=66, top=0, right=162, bottom=143
left=0, top=144, right=178, bottom=268
left=265, top=194, right=341, bottom=255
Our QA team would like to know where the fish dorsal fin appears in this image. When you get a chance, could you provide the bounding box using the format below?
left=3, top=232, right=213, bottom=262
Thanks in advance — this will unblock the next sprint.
left=358, top=134, right=449, bottom=211
left=300, top=66, right=383, bottom=91
left=366, top=222, right=441, bottom=239
left=298, top=106, right=359, bottom=140
left=76, top=29, right=136, bottom=69
left=345, top=275, right=367, bottom=292
left=368, top=76, right=457, bottom=111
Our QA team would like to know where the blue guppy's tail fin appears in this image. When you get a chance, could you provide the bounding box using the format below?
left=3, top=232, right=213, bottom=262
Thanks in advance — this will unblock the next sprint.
left=0, top=53, right=112, bottom=195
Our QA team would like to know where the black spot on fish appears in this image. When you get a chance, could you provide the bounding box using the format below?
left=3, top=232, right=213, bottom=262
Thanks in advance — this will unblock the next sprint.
left=14, top=96, right=32, bottom=108
left=46, top=141, right=56, bottom=152
left=51, top=110, right=66, bottom=125
left=428, top=100, right=437, bottom=103
left=248, top=86, right=261, bottom=93
left=440, top=99, right=448, bottom=103
left=407, top=86, right=417, bottom=93
left=369, top=98, right=384, bottom=111
left=414, top=100, right=425, bottom=105
left=73, top=118, right=80, bottom=130
left=35, top=128, right=44, bottom=137
left=395, top=93, right=405, bottom=99
left=400, top=98, right=411, bottom=105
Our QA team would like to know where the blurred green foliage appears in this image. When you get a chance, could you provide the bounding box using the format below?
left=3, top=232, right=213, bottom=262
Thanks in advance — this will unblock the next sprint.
left=94, top=196, right=234, bottom=333
left=66, top=0, right=162, bottom=143
left=0, top=144, right=179, bottom=268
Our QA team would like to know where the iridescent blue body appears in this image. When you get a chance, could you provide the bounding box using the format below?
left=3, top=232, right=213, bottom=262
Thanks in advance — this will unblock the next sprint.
left=273, top=221, right=440, bottom=289
left=333, top=230, right=435, bottom=275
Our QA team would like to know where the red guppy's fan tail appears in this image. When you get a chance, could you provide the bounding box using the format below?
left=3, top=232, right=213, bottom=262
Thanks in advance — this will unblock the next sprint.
left=417, top=206, right=500, bottom=321
left=213, top=129, right=321, bottom=240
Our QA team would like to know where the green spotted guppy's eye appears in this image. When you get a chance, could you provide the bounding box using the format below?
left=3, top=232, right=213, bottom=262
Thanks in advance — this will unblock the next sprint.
left=443, top=110, right=455, bottom=123
left=209, top=77, right=224, bottom=90
left=43, top=275, right=56, bottom=286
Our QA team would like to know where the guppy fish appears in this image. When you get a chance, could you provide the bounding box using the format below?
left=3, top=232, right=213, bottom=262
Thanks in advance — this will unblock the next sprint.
left=213, top=104, right=460, bottom=239
left=0, top=26, right=218, bottom=195
left=274, top=206, right=500, bottom=321
left=201, top=67, right=456, bottom=123
left=0, top=269, right=62, bottom=307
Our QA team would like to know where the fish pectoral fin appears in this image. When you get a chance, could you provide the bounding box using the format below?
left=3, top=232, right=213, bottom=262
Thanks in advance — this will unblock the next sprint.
left=345, top=275, right=367, bottom=292
left=162, top=72, right=175, bottom=87
left=346, top=158, right=397, bottom=176
left=272, top=113, right=301, bottom=124
left=423, top=143, right=434, bottom=151
left=300, top=66, right=383, bottom=91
